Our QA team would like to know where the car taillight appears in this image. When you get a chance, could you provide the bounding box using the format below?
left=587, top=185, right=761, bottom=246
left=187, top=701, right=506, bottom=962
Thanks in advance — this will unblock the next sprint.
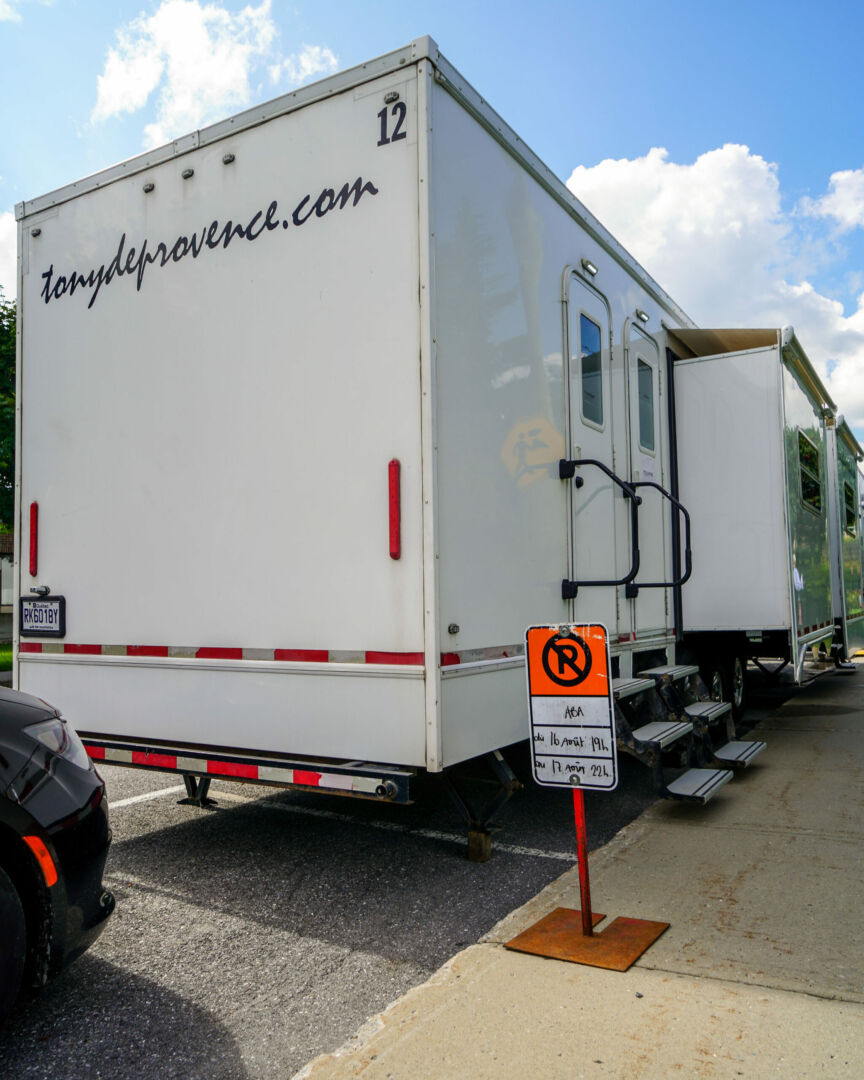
left=23, top=717, right=91, bottom=771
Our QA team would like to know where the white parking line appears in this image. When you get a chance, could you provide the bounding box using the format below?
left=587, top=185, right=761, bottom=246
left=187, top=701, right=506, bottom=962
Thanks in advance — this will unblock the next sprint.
left=215, top=789, right=576, bottom=862
left=110, top=784, right=187, bottom=809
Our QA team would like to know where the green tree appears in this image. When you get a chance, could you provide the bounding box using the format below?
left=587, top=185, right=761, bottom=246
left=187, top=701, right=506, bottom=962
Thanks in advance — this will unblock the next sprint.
left=0, top=291, right=14, bottom=530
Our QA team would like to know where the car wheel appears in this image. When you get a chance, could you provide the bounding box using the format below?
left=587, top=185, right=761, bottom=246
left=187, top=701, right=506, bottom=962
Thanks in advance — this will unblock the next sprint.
left=0, top=865, right=27, bottom=1022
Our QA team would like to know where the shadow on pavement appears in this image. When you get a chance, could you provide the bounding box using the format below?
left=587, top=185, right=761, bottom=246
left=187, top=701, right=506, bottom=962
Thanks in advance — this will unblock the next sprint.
left=0, top=955, right=248, bottom=1080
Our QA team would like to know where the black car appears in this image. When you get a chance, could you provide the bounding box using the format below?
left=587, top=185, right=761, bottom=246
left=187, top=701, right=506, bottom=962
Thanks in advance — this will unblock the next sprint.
left=0, top=687, right=114, bottom=1019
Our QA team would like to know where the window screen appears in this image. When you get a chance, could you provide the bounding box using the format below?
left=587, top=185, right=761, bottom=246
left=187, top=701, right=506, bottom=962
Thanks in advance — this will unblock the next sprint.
left=637, top=359, right=655, bottom=452
left=798, top=431, right=821, bottom=513
left=844, top=481, right=857, bottom=535
left=579, top=314, right=603, bottom=426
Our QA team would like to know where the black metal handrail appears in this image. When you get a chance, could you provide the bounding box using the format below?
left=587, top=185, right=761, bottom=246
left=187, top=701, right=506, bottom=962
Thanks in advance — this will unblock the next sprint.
left=559, top=458, right=641, bottom=599
left=625, top=480, right=693, bottom=595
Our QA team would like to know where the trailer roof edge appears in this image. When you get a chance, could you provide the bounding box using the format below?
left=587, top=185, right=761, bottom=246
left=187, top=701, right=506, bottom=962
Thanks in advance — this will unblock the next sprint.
left=17, top=36, right=440, bottom=221
left=780, top=326, right=837, bottom=415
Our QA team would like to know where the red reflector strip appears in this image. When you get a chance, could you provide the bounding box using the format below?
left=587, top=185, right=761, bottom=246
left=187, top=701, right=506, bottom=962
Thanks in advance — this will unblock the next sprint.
left=365, top=651, right=424, bottom=665
left=79, top=745, right=393, bottom=798
left=206, top=759, right=258, bottom=779
left=22, top=642, right=517, bottom=666
left=293, top=769, right=322, bottom=786
left=127, top=645, right=170, bottom=657
left=274, top=649, right=329, bottom=662
left=22, top=835, right=58, bottom=888
left=388, top=459, right=401, bottom=560
left=131, top=751, right=178, bottom=768
left=29, top=502, right=38, bottom=578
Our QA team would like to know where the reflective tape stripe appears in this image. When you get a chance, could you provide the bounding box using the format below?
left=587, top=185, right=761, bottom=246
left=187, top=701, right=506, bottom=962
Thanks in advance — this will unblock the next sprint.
left=131, top=751, right=177, bottom=768
left=18, top=643, right=524, bottom=667
left=82, top=742, right=389, bottom=797
left=206, top=759, right=257, bottom=779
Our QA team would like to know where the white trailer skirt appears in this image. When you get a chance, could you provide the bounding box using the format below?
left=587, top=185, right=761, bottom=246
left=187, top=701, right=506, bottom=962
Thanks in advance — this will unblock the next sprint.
left=20, top=657, right=427, bottom=766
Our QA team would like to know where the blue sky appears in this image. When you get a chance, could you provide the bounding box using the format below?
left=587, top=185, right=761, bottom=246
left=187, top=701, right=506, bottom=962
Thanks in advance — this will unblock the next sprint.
left=3, top=0, right=864, bottom=430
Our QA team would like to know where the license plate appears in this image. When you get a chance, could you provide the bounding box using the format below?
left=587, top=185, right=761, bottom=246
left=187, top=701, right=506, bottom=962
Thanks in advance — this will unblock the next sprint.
left=20, top=596, right=66, bottom=637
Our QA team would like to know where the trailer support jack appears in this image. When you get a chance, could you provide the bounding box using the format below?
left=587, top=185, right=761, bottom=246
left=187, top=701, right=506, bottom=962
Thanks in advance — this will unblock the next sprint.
left=178, top=773, right=217, bottom=808
left=752, top=658, right=790, bottom=682
left=443, top=750, right=521, bottom=863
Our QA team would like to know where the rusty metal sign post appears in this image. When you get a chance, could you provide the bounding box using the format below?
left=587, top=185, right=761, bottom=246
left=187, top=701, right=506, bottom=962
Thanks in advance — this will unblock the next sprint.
left=505, top=624, right=668, bottom=971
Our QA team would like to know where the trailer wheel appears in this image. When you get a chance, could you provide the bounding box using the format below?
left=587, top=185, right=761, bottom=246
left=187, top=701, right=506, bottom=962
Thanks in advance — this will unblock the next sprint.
left=728, top=654, right=747, bottom=723
left=701, top=660, right=727, bottom=706
left=0, top=866, right=26, bottom=1022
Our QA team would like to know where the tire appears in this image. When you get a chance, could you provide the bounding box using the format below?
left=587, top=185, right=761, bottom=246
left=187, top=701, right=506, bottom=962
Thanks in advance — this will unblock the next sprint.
left=701, top=660, right=727, bottom=705
left=0, top=865, right=27, bottom=1022
left=700, top=655, right=746, bottom=725
left=728, top=654, right=747, bottom=723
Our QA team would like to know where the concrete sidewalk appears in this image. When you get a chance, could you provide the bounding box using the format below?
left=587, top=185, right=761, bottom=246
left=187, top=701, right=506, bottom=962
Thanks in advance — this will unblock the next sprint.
left=296, top=666, right=864, bottom=1079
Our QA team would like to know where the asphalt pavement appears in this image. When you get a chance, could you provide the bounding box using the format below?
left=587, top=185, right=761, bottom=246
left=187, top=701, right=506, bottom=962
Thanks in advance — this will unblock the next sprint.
left=0, top=671, right=797, bottom=1079
left=0, top=734, right=659, bottom=1078
left=300, top=664, right=864, bottom=1079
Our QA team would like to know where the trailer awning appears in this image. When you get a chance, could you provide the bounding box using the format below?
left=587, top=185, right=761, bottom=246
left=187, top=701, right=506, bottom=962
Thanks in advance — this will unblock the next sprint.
left=667, top=327, right=779, bottom=358
left=668, top=325, right=836, bottom=415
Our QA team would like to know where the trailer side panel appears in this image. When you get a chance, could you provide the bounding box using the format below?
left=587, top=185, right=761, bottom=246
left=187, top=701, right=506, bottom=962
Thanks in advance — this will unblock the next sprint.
left=676, top=347, right=790, bottom=631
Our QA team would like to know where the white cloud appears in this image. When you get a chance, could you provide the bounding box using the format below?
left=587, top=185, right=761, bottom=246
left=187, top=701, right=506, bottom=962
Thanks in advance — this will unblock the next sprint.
left=91, top=0, right=337, bottom=149
left=801, top=167, right=864, bottom=232
left=0, top=0, right=51, bottom=23
left=566, top=145, right=864, bottom=431
left=270, top=43, right=337, bottom=86
left=0, top=211, right=15, bottom=300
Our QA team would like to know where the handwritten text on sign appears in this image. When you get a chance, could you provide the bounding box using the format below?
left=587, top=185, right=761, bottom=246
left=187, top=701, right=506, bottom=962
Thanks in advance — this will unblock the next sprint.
left=525, top=625, right=618, bottom=791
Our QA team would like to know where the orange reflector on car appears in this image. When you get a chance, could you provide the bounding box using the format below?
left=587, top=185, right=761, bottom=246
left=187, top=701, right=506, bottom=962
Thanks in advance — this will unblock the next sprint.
left=22, top=835, right=58, bottom=887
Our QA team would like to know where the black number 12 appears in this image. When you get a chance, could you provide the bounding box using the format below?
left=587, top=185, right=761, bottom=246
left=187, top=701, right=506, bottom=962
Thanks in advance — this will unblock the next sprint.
left=377, top=102, right=407, bottom=146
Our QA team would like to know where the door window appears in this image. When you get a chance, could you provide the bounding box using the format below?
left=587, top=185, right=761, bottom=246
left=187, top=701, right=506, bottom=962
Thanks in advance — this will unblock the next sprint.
left=577, top=312, right=603, bottom=427
left=844, top=480, right=857, bottom=535
left=797, top=430, right=822, bottom=514
left=637, top=358, right=655, bottom=453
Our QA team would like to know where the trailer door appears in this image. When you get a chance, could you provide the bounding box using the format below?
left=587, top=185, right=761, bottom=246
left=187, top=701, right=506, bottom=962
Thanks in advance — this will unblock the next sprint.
left=626, top=324, right=668, bottom=636
left=565, top=276, right=619, bottom=634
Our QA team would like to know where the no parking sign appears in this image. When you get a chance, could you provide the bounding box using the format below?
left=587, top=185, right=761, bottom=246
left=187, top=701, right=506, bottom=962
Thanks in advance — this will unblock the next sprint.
left=525, top=624, right=618, bottom=790
left=508, top=624, right=667, bottom=971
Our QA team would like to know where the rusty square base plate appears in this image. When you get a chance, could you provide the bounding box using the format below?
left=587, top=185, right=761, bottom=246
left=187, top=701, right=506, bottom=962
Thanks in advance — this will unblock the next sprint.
left=504, top=907, right=669, bottom=972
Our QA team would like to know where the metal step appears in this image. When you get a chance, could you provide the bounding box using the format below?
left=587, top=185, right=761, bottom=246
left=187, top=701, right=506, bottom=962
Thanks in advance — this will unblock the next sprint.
left=714, top=740, right=767, bottom=767
left=685, top=700, right=732, bottom=723
left=638, top=664, right=699, bottom=682
left=632, top=720, right=693, bottom=749
left=665, top=767, right=733, bottom=803
left=612, top=677, right=656, bottom=700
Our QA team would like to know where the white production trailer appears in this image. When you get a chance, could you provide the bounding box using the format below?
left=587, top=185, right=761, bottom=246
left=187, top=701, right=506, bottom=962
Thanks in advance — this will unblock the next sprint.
left=826, top=417, right=864, bottom=657
left=16, top=36, right=857, bottom=841
left=671, top=327, right=844, bottom=695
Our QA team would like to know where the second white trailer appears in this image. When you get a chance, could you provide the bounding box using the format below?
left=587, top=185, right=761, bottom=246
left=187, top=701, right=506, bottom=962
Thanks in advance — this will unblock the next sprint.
left=672, top=327, right=838, bottom=694
left=826, top=417, right=864, bottom=656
